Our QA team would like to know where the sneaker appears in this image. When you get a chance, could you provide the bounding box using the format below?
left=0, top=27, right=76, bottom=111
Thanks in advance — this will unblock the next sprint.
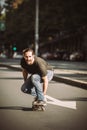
left=37, top=100, right=47, bottom=106
left=32, top=97, right=38, bottom=104
left=34, top=96, right=38, bottom=101
left=44, top=95, right=47, bottom=102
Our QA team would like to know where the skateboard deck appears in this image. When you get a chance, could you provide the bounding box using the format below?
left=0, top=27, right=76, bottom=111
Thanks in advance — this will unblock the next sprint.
left=32, top=102, right=46, bottom=111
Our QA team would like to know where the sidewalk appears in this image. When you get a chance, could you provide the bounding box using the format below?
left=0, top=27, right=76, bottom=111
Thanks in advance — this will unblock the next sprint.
left=0, top=63, right=87, bottom=89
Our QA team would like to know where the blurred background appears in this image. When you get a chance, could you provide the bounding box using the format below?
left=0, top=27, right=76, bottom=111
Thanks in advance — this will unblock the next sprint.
left=0, top=0, right=87, bottom=61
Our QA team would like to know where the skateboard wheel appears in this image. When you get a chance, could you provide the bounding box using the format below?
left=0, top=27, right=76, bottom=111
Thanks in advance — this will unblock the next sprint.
left=32, top=105, right=45, bottom=111
left=41, top=107, right=45, bottom=111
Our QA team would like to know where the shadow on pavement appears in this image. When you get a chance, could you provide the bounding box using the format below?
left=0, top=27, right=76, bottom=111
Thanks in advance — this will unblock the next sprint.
left=0, top=77, right=23, bottom=80
left=0, top=106, right=32, bottom=111
left=59, top=97, right=87, bottom=101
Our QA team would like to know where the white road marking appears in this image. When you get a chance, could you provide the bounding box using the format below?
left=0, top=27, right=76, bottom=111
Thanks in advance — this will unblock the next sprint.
left=46, top=95, right=76, bottom=110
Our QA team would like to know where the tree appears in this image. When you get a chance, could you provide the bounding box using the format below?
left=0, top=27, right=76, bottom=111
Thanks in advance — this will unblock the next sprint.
left=3, top=0, right=87, bottom=51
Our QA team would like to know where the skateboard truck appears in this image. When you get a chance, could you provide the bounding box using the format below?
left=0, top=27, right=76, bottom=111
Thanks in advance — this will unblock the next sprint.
left=32, top=101, right=46, bottom=111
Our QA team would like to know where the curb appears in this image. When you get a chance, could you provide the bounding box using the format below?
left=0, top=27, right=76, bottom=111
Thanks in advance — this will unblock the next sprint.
left=53, top=75, right=87, bottom=90
left=0, top=64, right=22, bottom=71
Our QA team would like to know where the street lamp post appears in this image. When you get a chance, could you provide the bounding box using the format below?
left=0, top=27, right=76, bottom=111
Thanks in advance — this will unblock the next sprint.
left=35, top=0, right=39, bottom=56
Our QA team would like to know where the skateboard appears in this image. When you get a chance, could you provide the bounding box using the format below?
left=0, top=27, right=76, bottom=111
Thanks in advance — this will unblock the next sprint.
left=32, top=101, right=46, bottom=111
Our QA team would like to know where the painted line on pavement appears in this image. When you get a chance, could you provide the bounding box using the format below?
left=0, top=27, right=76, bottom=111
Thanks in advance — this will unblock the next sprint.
left=46, top=95, right=76, bottom=110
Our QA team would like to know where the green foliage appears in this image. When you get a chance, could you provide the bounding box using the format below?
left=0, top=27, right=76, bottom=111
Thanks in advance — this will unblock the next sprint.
left=4, top=0, right=87, bottom=50
left=4, top=0, right=14, bottom=11
left=0, top=20, right=6, bottom=31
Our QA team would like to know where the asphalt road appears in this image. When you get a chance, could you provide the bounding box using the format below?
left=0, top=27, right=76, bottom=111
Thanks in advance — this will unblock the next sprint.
left=0, top=66, right=87, bottom=130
